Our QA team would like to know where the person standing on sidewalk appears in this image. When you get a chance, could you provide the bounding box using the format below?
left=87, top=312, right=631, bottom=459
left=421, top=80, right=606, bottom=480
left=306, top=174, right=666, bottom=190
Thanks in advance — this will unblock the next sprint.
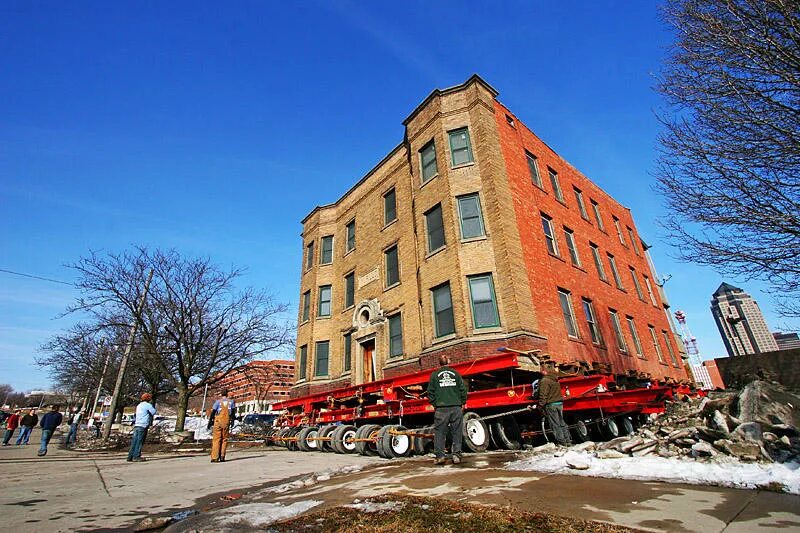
left=2, top=410, right=21, bottom=446
left=38, top=405, right=63, bottom=456
left=65, top=407, right=83, bottom=447
left=15, top=409, right=38, bottom=445
left=427, top=355, right=468, bottom=465
left=534, top=365, right=572, bottom=446
left=127, top=393, right=156, bottom=462
left=208, top=389, right=235, bottom=463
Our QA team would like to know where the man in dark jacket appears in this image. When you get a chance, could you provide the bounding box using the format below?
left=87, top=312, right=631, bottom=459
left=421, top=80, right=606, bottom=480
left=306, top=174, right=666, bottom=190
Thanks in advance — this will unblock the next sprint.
left=38, top=405, right=63, bottom=456
left=15, top=409, right=38, bottom=445
left=534, top=366, right=572, bottom=445
left=427, top=355, right=468, bottom=465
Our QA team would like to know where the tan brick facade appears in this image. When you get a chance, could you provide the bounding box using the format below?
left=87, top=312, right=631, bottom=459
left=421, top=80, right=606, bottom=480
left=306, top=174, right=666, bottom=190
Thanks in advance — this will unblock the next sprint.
left=293, top=76, right=687, bottom=397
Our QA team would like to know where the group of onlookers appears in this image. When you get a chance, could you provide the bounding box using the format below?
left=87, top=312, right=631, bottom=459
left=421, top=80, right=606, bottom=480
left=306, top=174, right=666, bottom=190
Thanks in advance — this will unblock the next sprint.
left=1, top=405, right=100, bottom=456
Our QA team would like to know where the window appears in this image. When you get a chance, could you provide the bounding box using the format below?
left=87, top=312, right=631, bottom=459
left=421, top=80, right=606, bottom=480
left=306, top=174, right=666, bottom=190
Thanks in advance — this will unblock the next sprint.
left=344, top=272, right=355, bottom=309
left=574, top=187, right=589, bottom=220
left=549, top=168, right=564, bottom=202
left=432, top=283, right=455, bottom=337
left=314, top=340, right=329, bottom=376
left=643, top=275, right=658, bottom=306
left=590, top=200, right=605, bottom=231
left=425, top=204, right=446, bottom=253
left=590, top=243, right=607, bottom=281
left=420, top=140, right=438, bottom=182
left=388, top=314, right=403, bottom=357
left=608, top=253, right=624, bottom=289
left=663, top=330, right=679, bottom=366
left=468, top=274, right=500, bottom=328
left=301, top=290, right=310, bottom=322
left=613, top=216, right=626, bottom=245
left=318, top=285, right=332, bottom=317
left=582, top=299, right=603, bottom=345
left=505, top=114, right=515, bottom=127
left=558, top=289, right=579, bottom=338
left=564, top=227, right=581, bottom=266
left=320, top=235, right=333, bottom=264
left=345, top=220, right=356, bottom=252
left=298, top=345, right=307, bottom=380
left=648, top=325, right=665, bottom=363
left=385, top=245, right=399, bottom=286
left=609, top=310, right=628, bottom=353
left=629, top=267, right=644, bottom=300
left=449, top=127, right=474, bottom=166
left=343, top=334, right=352, bottom=372
left=541, top=214, right=559, bottom=256
left=626, top=317, right=644, bottom=357
left=526, top=151, right=542, bottom=188
left=627, top=227, right=640, bottom=255
left=457, top=194, right=485, bottom=239
left=305, top=241, right=314, bottom=270
left=383, top=188, right=397, bottom=225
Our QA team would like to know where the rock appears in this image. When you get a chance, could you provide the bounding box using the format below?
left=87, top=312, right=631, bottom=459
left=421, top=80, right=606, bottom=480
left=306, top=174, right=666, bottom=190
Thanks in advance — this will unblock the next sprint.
left=619, top=437, right=644, bottom=453
left=780, top=435, right=791, bottom=446
left=632, top=444, right=657, bottom=457
left=533, top=442, right=557, bottom=454
left=720, top=440, right=761, bottom=459
left=712, top=438, right=733, bottom=452
left=710, top=410, right=730, bottom=434
left=732, top=422, right=763, bottom=443
left=699, top=396, right=733, bottom=417
left=598, top=437, right=630, bottom=451
left=762, top=432, right=778, bottom=443
left=595, top=449, right=625, bottom=459
left=736, top=381, right=800, bottom=428
left=696, top=426, right=727, bottom=443
left=675, top=438, right=697, bottom=447
left=571, top=441, right=596, bottom=452
left=630, top=439, right=658, bottom=454
left=667, top=428, right=695, bottom=441
left=691, top=441, right=717, bottom=457
left=134, top=516, right=173, bottom=531
left=564, top=451, right=591, bottom=470
left=768, top=424, right=799, bottom=438
left=657, top=447, right=678, bottom=458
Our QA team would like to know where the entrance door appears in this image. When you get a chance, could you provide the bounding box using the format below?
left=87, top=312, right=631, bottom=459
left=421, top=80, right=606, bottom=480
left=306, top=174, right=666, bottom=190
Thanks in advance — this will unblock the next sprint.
left=362, top=340, right=375, bottom=383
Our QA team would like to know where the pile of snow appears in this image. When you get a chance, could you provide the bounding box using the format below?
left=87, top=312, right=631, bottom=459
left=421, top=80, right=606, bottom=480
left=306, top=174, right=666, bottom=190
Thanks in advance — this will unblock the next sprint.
left=507, top=450, right=800, bottom=494
left=216, top=500, right=322, bottom=528
left=345, top=500, right=406, bottom=513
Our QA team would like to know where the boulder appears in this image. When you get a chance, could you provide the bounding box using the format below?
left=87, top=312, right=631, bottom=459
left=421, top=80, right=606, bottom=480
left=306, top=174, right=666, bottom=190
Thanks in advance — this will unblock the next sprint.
left=762, top=432, right=778, bottom=443
left=595, top=449, right=625, bottom=459
left=696, top=426, right=727, bottom=443
left=720, top=440, right=760, bottom=459
left=630, top=439, right=658, bottom=454
left=675, top=438, right=698, bottom=447
left=691, top=441, right=717, bottom=457
left=732, top=422, right=763, bottom=443
left=598, top=436, right=631, bottom=451
left=667, top=428, right=695, bottom=441
left=619, top=437, right=644, bottom=453
left=710, top=410, right=730, bottom=434
left=735, top=381, right=800, bottom=428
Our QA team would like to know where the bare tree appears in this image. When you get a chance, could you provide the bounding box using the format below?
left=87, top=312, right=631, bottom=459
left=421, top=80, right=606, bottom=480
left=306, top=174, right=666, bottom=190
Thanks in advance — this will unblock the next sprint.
left=239, top=362, right=279, bottom=411
left=655, top=0, right=800, bottom=315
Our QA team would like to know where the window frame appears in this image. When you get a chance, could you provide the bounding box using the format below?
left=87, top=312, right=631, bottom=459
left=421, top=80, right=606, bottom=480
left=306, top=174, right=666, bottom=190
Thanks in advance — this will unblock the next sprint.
left=662, top=330, right=679, bottom=366
left=590, top=199, right=605, bottom=231
left=384, top=244, right=400, bottom=287
left=298, top=345, right=307, bottom=380
left=468, top=273, right=501, bottom=329
left=526, top=151, right=543, bottom=188
left=301, top=290, right=311, bottom=322
left=608, top=253, right=624, bottom=290
left=456, top=193, right=486, bottom=240
left=541, top=213, right=559, bottom=256
left=448, top=127, right=474, bottom=167
left=314, top=340, right=330, bottom=377
left=420, top=139, right=438, bottom=183
left=613, top=216, right=626, bottom=245
left=643, top=275, right=658, bottom=306
left=431, top=282, right=456, bottom=338
left=344, top=272, right=355, bottom=309
left=574, top=187, right=589, bottom=220
left=383, top=188, right=397, bottom=226
left=320, top=235, right=334, bottom=265
left=609, top=309, right=628, bottom=353
left=425, top=203, right=446, bottom=253
left=305, top=241, right=315, bottom=271
left=582, top=298, right=603, bottom=345
left=343, top=333, right=352, bottom=373
left=345, top=219, right=356, bottom=253
left=317, top=284, right=332, bottom=317
left=590, top=242, right=608, bottom=282
left=558, top=288, right=580, bottom=339
left=626, top=316, right=645, bottom=358
left=629, top=267, right=645, bottom=300
left=388, top=313, right=404, bottom=357
left=563, top=227, right=581, bottom=266
left=627, top=226, right=640, bottom=255
left=648, top=325, right=665, bottom=363
left=548, top=168, right=564, bottom=202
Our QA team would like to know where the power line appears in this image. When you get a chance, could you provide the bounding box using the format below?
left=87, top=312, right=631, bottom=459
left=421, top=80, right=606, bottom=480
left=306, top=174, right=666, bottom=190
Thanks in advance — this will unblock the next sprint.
left=0, top=268, right=74, bottom=287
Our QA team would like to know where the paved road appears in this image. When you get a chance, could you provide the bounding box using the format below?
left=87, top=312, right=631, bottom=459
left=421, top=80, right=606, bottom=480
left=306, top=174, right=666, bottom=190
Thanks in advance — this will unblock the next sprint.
left=2, top=429, right=798, bottom=532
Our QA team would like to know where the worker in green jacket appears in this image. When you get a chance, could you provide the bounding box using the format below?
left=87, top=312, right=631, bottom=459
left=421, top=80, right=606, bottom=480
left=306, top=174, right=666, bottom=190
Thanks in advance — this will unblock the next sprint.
left=534, top=365, right=572, bottom=445
left=427, top=355, right=468, bottom=465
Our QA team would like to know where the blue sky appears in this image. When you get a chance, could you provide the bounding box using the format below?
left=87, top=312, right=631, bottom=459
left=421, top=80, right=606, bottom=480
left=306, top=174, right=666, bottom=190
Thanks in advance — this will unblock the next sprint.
left=1, top=1, right=796, bottom=391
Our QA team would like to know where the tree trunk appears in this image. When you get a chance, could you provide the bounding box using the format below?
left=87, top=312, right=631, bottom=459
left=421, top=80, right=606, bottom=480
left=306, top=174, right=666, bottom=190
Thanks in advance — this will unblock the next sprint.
left=175, top=386, right=190, bottom=432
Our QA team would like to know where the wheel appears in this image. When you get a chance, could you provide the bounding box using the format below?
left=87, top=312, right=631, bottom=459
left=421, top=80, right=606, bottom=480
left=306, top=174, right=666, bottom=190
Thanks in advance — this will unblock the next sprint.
left=297, top=426, right=319, bottom=452
left=490, top=416, right=522, bottom=450
left=317, top=424, right=338, bottom=452
left=331, top=425, right=358, bottom=454
left=413, top=426, right=434, bottom=455
left=600, top=417, right=620, bottom=440
left=619, top=416, right=635, bottom=436
left=462, top=412, right=489, bottom=453
left=276, top=427, right=292, bottom=448
left=376, top=425, right=412, bottom=459
left=571, top=419, right=591, bottom=443
left=264, top=427, right=277, bottom=446
left=286, top=427, right=302, bottom=451
left=354, top=424, right=381, bottom=456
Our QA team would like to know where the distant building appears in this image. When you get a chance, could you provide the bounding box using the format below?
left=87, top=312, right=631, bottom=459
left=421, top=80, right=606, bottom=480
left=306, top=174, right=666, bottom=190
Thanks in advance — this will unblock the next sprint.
left=773, top=332, right=800, bottom=351
left=711, top=283, right=779, bottom=357
left=691, top=360, right=726, bottom=390
left=211, top=360, right=295, bottom=414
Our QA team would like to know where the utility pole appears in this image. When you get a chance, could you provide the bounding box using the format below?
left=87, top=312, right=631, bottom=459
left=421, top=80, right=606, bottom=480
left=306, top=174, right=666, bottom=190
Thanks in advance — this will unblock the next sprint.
left=90, top=340, right=112, bottom=419
left=103, top=270, right=154, bottom=440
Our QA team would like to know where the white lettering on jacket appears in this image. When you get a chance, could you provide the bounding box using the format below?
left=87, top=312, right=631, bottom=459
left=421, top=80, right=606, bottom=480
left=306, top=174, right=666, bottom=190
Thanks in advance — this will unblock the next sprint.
left=438, top=370, right=457, bottom=387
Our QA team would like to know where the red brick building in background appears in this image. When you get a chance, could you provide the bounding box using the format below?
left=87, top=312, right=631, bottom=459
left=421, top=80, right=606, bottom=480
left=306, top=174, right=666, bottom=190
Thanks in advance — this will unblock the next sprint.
left=211, top=360, right=294, bottom=414
left=295, top=75, right=688, bottom=398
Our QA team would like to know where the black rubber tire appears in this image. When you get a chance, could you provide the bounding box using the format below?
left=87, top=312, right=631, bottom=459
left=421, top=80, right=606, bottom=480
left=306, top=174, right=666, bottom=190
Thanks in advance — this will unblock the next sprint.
left=264, top=427, right=277, bottom=446
left=413, top=426, right=435, bottom=455
left=288, top=427, right=304, bottom=451
left=490, top=415, right=522, bottom=450
left=354, top=424, right=381, bottom=456
left=600, top=417, right=620, bottom=440
left=276, top=427, right=292, bottom=448
left=317, top=424, right=338, bottom=453
left=377, top=425, right=412, bottom=459
left=620, top=416, right=635, bottom=436
left=462, top=412, right=490, bottom=453
left=297, top=426, right=319, bottom=452
left=331, top=425, right=358, bottom=454
left=571, top=419, right=591, bottom=443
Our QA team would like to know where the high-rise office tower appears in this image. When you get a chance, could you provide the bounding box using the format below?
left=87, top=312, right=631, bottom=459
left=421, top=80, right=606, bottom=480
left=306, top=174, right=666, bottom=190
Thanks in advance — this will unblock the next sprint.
left=711, top=283, right=779, bottom=356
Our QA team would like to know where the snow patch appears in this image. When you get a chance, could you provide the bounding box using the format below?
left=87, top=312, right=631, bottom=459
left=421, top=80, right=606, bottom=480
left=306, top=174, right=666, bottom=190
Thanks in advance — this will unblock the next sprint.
left=507, top=451, right=800, bottom=494
left=345, top=500, right=406, bottom=513
left=216, top=500, right=321, bottom=527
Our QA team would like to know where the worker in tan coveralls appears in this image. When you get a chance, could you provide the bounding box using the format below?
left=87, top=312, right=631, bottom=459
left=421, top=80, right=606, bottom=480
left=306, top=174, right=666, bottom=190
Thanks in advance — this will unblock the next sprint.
left=207, top=389, right=236, bottom=462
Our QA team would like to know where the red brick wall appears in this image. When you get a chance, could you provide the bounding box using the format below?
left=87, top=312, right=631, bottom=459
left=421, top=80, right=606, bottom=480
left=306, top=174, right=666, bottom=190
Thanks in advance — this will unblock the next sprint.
left=494, top=101, right=686, bottom=381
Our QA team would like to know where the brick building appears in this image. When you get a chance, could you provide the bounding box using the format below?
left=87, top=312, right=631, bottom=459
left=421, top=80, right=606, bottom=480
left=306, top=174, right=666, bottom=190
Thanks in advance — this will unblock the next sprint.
left=211, top=360, right=294, bottom=414
left=294, top=75, right=687, bottom=397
